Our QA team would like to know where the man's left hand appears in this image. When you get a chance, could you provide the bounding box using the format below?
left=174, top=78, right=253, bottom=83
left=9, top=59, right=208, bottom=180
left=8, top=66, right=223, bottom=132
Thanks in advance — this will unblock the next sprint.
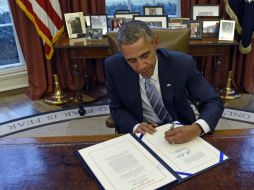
left=164, top=123, right=203, bottom=144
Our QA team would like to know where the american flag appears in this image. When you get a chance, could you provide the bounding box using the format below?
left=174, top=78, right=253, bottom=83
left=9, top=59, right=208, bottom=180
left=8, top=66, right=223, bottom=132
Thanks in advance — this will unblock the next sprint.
left=225, top=0, right=254, bottom=53
left=16, top=0, right=64, bottom=60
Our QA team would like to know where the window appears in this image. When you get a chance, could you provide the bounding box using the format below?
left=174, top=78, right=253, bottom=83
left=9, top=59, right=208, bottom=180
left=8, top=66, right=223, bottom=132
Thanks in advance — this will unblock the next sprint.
left=106, top=0, right=181, bottom=17
left=0, top=0, right=27, bottom=92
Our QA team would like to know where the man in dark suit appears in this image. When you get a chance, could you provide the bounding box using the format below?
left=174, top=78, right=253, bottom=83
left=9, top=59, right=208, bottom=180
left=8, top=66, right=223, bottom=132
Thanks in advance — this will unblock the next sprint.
left=105, top=20, right=224, bottom=144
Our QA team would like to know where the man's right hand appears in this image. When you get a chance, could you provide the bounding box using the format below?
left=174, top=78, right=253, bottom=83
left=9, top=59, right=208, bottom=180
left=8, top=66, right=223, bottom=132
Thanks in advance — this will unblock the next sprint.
left=134, top=122, right=157, bottom=135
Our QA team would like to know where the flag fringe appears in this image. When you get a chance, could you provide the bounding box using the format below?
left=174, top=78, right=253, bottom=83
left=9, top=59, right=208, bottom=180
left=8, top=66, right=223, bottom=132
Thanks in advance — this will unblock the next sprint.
left=239, top=41, right=252, bottom=54
left=224, top=0, right=242, bottom=35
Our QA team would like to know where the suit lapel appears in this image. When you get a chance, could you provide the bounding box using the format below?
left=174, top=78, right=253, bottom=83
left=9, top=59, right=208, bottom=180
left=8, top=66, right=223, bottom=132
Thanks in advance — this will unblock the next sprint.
left=157, top=51, right=176, bottom=119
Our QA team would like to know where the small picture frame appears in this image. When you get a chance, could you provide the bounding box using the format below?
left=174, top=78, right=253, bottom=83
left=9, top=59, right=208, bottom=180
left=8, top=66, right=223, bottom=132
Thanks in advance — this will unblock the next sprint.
left=196, top=16, right=220, bottom=20
left=64, top=12, right=86, bottom=39
left=189, top=20, right=202, bottom=39
left=201, top=19, right=220, bottom=38
left=170, top=17, right=190, bottom=23
left=90, top=15, right=108, bottom=35
left=168, top=23, right=188, bottom=29
left=134, top=15, right=168, bottom=28
left=114, top=12, right=139, bottom=20
left=219, top=20, right=235, bottom=41
left=110, top=17, right=125, bottom=31
left=115, top=10, right=130, bottom=14
left=84, top=15, right=91, bottom=27
left=86, top=28, right=103, bottom=40
left=144, top=6, right=164, bottom=16
left=192, top=5, right=220, bottom=20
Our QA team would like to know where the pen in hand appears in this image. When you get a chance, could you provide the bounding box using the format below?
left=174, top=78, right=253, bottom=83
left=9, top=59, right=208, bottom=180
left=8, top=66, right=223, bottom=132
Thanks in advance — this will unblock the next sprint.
left=170, top=122, right=175, bottom=131
left=166, top=122, right=176, bottom=145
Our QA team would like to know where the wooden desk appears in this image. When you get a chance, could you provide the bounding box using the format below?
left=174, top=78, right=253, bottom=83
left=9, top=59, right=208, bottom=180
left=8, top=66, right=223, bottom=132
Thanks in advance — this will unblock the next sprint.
left=1, top=129, right=254, bottom=189
left=54, top=35, right=238, bottom=105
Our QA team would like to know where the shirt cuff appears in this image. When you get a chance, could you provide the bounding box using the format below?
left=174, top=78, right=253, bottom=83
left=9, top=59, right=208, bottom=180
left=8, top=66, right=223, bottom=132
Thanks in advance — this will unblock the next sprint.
left=195, top=119, right=210, bottom=134
left=133, top=123, right=140, bottom=132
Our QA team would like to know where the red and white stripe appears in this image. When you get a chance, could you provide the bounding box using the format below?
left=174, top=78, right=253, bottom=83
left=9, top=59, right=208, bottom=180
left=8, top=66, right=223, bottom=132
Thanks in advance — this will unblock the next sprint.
left=16, top=0, right=64, bottom=60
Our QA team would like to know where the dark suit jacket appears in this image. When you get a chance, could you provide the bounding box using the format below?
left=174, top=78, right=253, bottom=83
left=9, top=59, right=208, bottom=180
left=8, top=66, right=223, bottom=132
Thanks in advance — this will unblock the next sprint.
left=105, top=48, right=224, bottom=133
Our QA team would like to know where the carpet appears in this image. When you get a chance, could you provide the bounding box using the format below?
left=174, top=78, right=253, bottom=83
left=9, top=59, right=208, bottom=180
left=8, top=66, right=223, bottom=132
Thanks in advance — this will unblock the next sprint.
left=1, top=104, right=254, bottom=138
left=0, top=104, right=111, bottom=138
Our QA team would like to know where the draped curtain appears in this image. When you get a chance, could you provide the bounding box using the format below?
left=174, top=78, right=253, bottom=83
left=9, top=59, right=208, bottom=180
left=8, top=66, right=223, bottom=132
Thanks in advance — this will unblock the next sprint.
left=9, top=0, right=106, bottom=100
left=181, top=0, right=254, bottom=94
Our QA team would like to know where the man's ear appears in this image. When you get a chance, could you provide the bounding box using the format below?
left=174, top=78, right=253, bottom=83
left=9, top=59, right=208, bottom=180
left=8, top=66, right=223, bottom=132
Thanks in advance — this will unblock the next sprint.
left=153, top=34, right=159, bottom=50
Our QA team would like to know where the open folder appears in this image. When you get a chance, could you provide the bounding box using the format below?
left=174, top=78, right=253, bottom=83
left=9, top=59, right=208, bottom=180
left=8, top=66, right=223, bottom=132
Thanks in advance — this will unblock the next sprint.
left=77, top=124, right=229, bottom=190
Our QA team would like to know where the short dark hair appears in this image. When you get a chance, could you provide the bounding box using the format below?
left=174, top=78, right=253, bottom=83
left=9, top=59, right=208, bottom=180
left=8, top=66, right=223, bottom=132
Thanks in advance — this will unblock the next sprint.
left=116, top=20, right=154, bottom=47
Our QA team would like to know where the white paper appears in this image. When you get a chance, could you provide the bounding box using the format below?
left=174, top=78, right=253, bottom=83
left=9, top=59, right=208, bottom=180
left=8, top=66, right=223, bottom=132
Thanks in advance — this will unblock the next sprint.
left=78, top=134, right=177, bottom=190
left=138, top=124, right=228, bottom=178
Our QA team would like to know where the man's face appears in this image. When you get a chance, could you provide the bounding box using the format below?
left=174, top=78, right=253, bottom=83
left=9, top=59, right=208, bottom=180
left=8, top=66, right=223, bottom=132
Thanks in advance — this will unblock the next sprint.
left=120, top=35, right=159, bottom=78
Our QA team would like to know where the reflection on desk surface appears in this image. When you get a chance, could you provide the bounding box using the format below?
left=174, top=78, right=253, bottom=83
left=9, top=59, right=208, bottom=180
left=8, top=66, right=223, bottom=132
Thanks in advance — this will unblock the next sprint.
left=190, top=38, right=238, bottom=46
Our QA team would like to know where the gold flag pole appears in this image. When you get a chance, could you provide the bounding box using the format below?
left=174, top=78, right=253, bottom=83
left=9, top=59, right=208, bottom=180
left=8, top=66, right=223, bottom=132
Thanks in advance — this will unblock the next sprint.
left=219, top=71, right=240, bottom=99
left=219, top=44, right=241, bottom=100
left=44, top=74, right=73, bottom=105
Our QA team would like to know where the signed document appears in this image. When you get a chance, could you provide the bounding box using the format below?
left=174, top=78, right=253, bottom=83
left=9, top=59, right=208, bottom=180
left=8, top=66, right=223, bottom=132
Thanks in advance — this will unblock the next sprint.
left=136, top=124, right=229, bottom=178
left=78, top=134, right=177, bottom=190
left=78, top=124, right=229, bottom=189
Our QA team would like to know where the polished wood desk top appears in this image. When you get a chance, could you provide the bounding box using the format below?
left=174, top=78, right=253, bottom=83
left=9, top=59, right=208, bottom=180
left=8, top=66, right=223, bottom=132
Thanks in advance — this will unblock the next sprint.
left=1, top=129, right=254, bottom=189
left=54, top=35, right=238, bottom=49
left=189, top=38, right=238, bottom=46
left=54, top=34, right=238, bottom=49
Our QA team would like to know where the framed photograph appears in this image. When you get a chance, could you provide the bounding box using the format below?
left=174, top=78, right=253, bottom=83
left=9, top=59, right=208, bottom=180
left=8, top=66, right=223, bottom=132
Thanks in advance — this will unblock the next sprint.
left=64, top=12, right=86, bottom=39
left=84, top=15, right=91, bottom=27
left=144, top=6, right=164, bottom=15
left=168, top=23, right=188, bottom=29
left=196, top=16, right=219, bottom=20
left=90, top=15, right=108, bottom=35
left=115, top=10, right=130, bottom=14
left=192, top=5, right=220, bottom=20
left=201, top=19, right=220, bottom=38
left=114, top=12, right=139, bottom=20
left=86, top=28, right=103, bottom=40
left=170, top=17, right=190, bottom=23
left=134, top=15, right=168, bottom=28
left=110, top=17, right=125, bottom=31
left=189, top=20, right=202, bottom=39
left=219, top=20, right=235, bottom=41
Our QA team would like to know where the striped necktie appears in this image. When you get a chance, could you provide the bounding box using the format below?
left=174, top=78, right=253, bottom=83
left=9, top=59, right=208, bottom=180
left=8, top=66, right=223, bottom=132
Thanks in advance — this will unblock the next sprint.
left=145, top=78, right=172, bottom=123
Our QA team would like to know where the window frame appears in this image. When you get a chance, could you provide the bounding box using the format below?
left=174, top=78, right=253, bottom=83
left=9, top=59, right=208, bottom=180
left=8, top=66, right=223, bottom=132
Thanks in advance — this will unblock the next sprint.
left=0, top=0, right=28, bottom=92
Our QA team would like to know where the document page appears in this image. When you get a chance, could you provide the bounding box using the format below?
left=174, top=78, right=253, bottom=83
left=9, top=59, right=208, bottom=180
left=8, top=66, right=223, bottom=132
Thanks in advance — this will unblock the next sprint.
left=78, top=134, right=177, bottom=190
left=137, top=124, right=228, bottom=178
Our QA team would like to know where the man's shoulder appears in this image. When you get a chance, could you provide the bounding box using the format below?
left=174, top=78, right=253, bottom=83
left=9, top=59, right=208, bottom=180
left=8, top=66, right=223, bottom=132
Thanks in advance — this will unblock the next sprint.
left=105, top=53, right=128, bottom=74
left=157, top=48, right=193, bottom=66
left=105, top=53, right=125, bottom=66
left=157, top=48, right=190, bottom=58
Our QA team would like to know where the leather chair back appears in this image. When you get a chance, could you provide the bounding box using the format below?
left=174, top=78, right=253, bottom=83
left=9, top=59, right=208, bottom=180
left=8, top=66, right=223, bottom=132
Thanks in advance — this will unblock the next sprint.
left=107, top=28, right=190, bottom=54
